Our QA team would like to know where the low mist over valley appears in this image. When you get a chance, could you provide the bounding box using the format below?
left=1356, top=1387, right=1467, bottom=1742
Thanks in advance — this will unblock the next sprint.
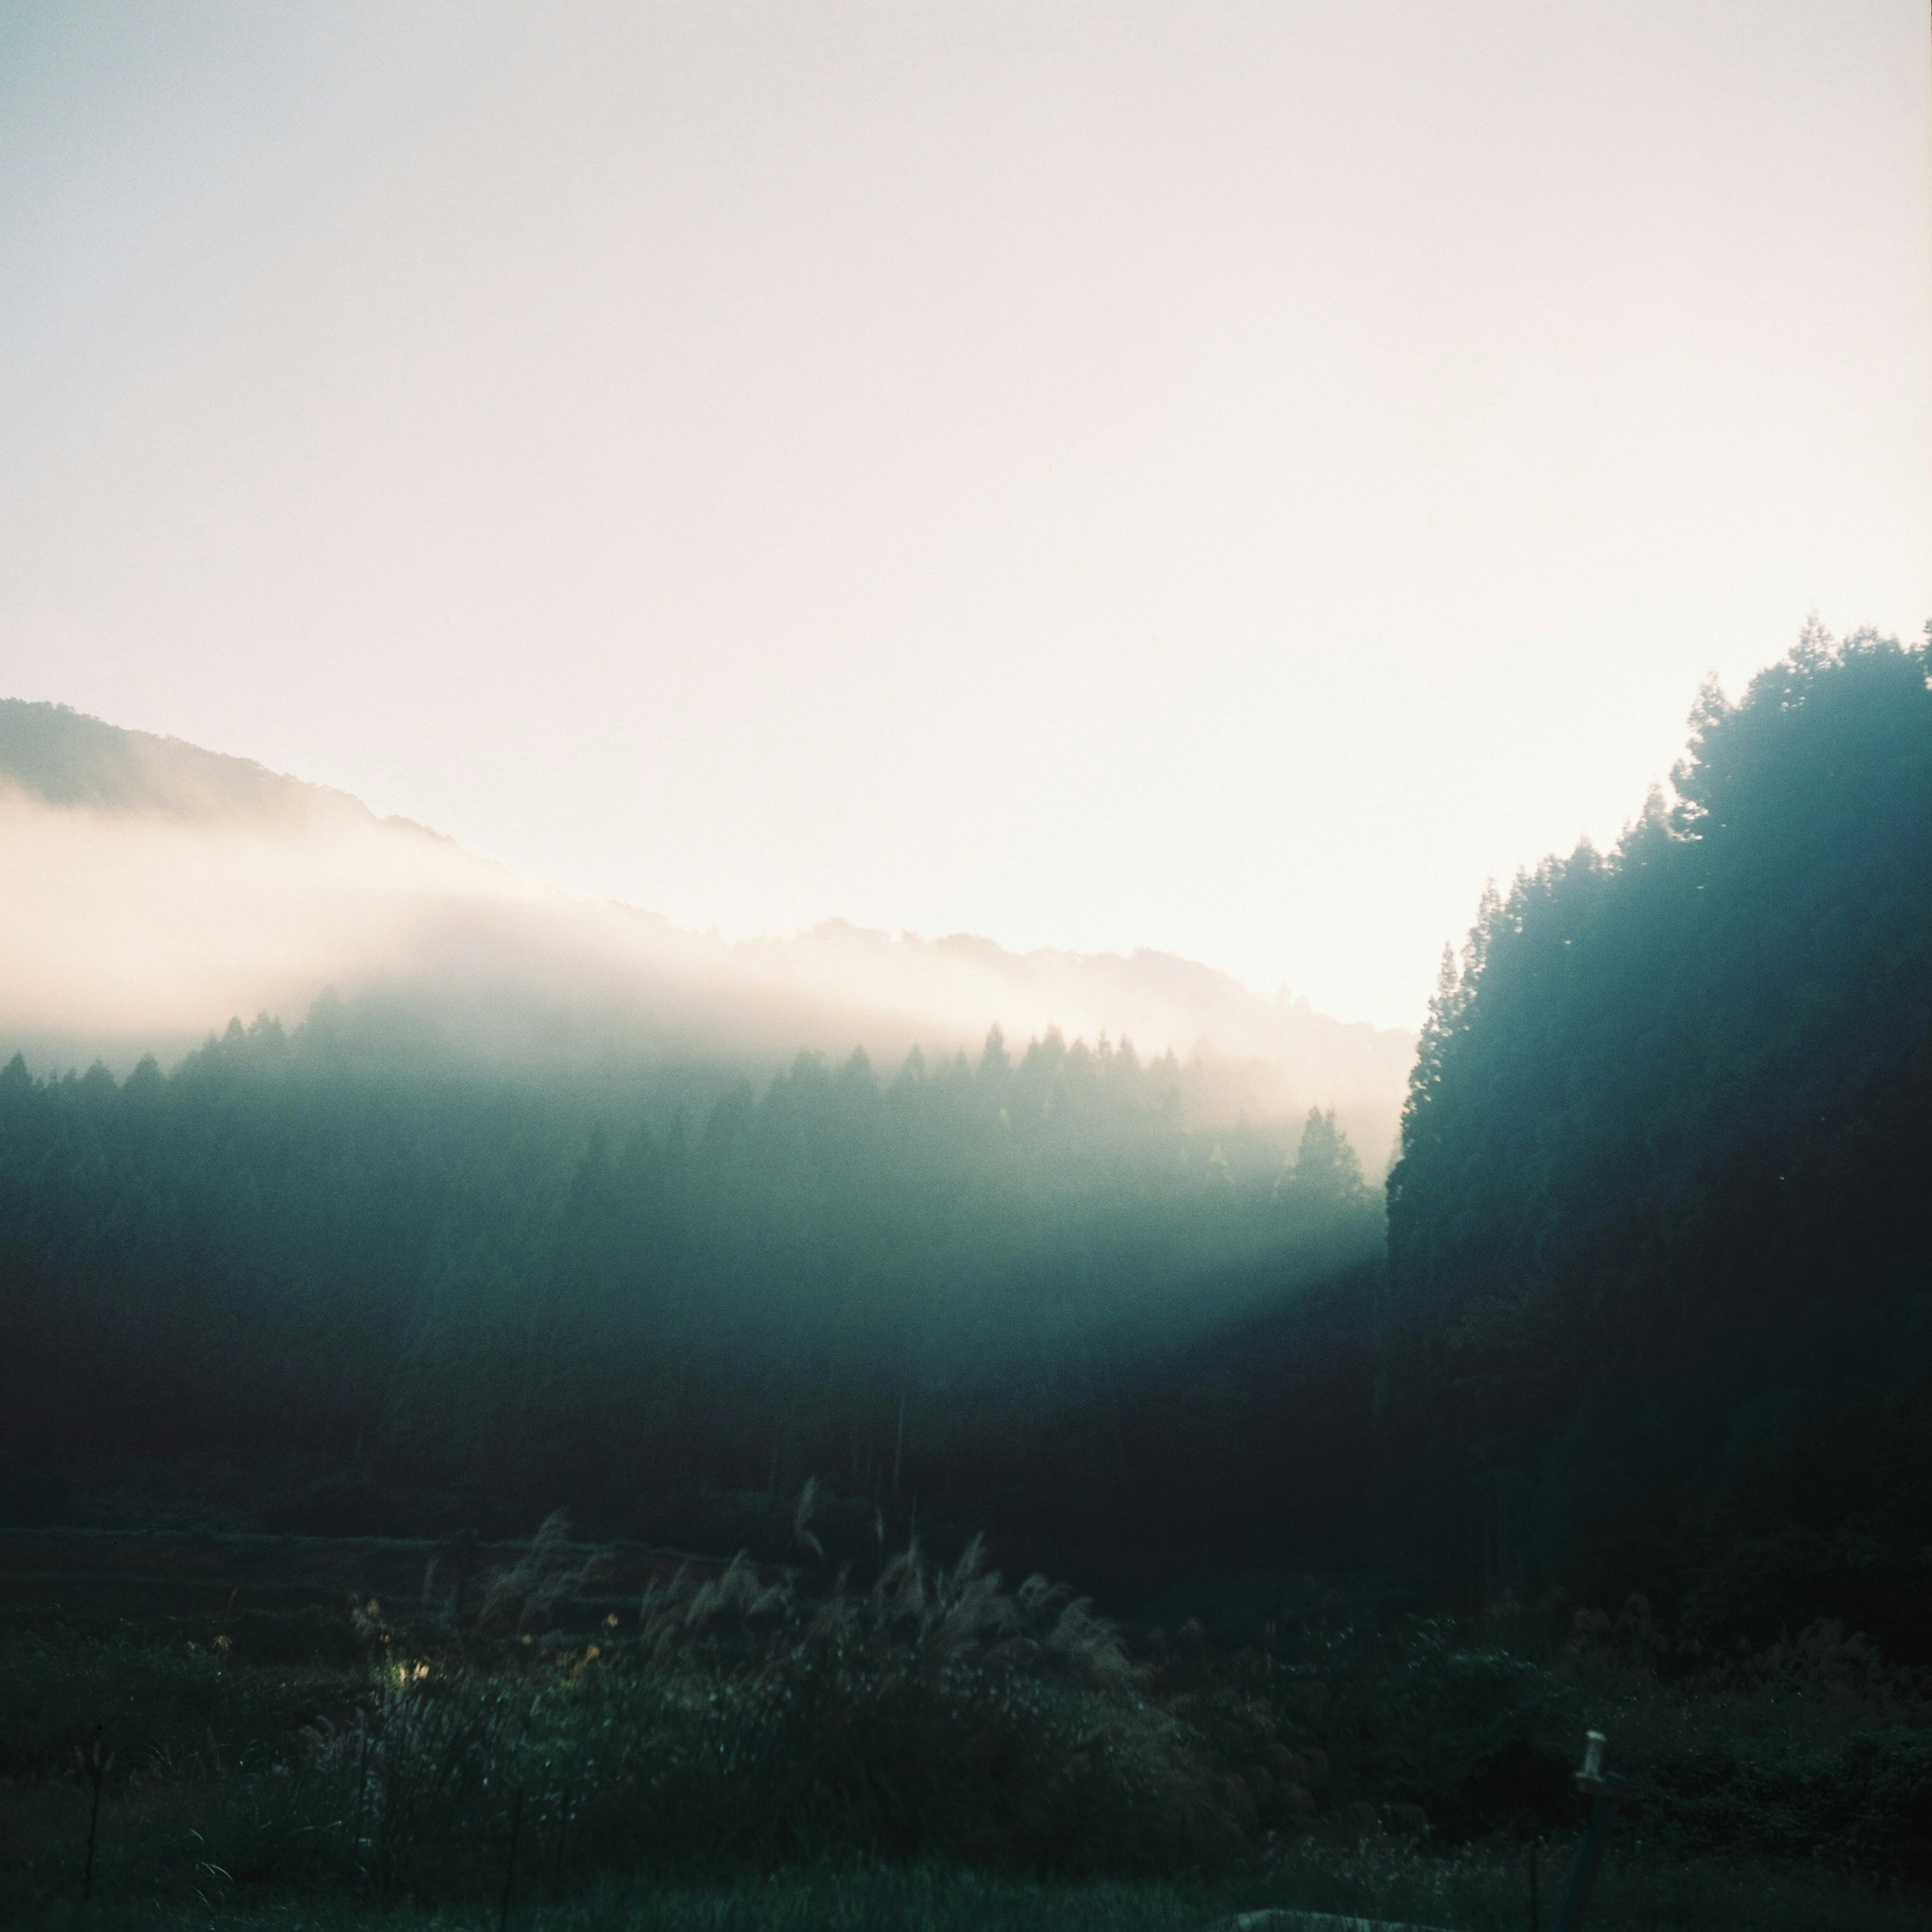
left=5, top=648, right=1929, bottom=1932
left=0, top=698, right=1412, bottom=1168
left=5, top=623, right=1925, bottom=1604
left=2, top=4, right=1927, bottom=1924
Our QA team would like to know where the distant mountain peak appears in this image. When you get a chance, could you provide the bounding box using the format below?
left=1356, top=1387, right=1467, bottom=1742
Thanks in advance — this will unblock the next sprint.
left=1, top=698, right=1415, bottom=1164
left=0, top=698, right=442, bottom=838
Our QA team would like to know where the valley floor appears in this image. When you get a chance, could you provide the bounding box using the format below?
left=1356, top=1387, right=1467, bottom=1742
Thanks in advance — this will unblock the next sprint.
left=10, top=1856, right=1932, bottom=1932
left=6, top=1523, right=1930, bottom=1932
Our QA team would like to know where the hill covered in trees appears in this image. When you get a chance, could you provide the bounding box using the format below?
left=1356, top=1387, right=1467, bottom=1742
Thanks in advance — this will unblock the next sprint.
left=0, top=1007, right=1380, bottom=1570
left=1380, top=622, right=1931, bottom=1647
left=2, top=624, right=1925, bottom=1641
left=3, top=625, right=1930, bottom=1931
left=0, top=698, right=1412, bottom=1164
left=0, top=698, right=397, bottom=825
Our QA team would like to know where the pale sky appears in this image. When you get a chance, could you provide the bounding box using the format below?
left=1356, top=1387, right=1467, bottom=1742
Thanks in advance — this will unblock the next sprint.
left=2, top=2, right=1926, bottom=1029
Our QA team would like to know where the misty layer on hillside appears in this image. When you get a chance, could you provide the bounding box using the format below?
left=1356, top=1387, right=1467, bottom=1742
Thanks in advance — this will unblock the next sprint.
left=3, top=620, right=1929, bottom=1923
left=3, top=0, right=1928, bottom=1915
left=4, top=622, right=1924, bottom=1596
left=0, top=698, right=1413, bottom=1165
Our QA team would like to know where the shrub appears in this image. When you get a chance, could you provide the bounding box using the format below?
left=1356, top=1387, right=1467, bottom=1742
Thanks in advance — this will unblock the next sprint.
left=299, top=1529, right=1256, bottom=1888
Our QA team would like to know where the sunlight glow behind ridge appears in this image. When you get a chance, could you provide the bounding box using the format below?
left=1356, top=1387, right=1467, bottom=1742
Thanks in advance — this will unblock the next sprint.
left=0, top=1, right=1926, bottom=1028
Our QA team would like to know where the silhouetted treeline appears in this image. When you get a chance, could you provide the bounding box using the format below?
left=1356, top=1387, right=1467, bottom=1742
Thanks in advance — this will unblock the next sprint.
left=3, top=625, right=1926, bottom=1645
left=1381, top=624, right=1932, bottom=1649
left=0, top=1015, right=1380, bottom=1563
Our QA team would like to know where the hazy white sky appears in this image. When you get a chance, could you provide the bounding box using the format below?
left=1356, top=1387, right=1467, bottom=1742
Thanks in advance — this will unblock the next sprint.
left=2, top=2, right=1926, bottom=1028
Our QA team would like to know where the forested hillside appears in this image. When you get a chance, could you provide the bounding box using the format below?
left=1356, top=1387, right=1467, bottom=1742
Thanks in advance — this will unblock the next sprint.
left=1381, top=624, right=1932, bottom=1647
left=3, top=627, right=1925, bottom=1642
left=6, top=624, right=1932, bottom=1931
left=0, top=1011, right=1379, bottom=1569
left=1, top=700, right=1415, bottom=1163
left=0, top=697, right=373, bottom=823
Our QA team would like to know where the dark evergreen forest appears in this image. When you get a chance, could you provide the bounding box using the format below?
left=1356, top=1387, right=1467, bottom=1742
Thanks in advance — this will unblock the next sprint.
left=3, top=623, right=1927, bottom=1647
left=0, top=1012, right=1382, bottom=1579
left=1379, top=622, right=1932, bottom=1650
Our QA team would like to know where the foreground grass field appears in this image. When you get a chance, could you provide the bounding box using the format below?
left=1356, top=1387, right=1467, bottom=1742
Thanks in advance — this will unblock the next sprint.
left=13, top=1854, right=1932, bottom=1932
left=6, top=1521, right=1931, bottom=1932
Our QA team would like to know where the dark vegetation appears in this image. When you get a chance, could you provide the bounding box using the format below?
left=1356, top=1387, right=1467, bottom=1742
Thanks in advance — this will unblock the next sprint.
left=0, top=1010, right=1379, bottom=1573
left=1383, top=622, right=1932, bottom=1648
left=6, top=1519, right=1930, bottom=1928
left=2, top=623, right=1928, bottom=1926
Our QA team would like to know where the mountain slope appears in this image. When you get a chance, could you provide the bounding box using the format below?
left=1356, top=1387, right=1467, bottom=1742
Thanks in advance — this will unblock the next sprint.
left=1379, top=624, right=1932, bottom=1637
left=0, top=699, right=1413, bottom=1159
left=0, top=698, right=383, bottom=825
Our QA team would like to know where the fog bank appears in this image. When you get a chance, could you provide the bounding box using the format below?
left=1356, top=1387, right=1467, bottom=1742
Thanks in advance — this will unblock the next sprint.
left=0, top=702, right=1413, bottom=1165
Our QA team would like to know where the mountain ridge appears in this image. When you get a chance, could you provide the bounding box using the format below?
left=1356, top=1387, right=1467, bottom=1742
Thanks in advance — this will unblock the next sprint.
left=0, top=697, right=1414, bottom=1159
left=0, top=697, right=399, bottom=827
